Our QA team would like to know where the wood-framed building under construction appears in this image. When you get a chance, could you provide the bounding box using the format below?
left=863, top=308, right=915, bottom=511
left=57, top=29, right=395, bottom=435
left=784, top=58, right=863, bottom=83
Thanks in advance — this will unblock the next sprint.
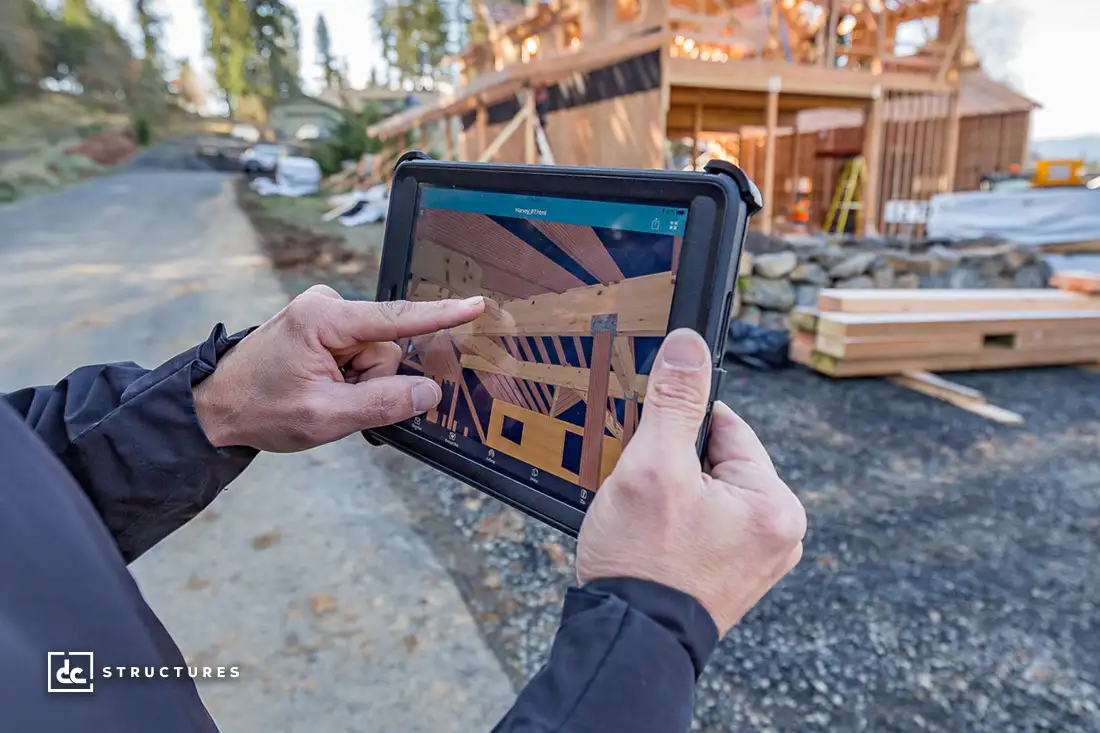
left=369, top=0, right=1029, bottom=236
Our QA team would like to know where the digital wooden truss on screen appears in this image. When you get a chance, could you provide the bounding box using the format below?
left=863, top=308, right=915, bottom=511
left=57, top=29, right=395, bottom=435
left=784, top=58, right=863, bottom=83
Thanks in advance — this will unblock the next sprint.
left=401, top=208, right=681, bottom=491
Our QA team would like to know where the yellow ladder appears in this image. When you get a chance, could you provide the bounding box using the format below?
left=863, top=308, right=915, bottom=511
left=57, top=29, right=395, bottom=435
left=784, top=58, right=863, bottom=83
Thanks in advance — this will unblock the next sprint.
left=824, top=156, right=867, bottom=235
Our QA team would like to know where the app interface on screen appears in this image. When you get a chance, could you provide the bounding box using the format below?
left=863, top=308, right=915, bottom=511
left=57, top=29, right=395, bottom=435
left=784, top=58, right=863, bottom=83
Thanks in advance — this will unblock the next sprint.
left=398, top=186, right=687, bottom=511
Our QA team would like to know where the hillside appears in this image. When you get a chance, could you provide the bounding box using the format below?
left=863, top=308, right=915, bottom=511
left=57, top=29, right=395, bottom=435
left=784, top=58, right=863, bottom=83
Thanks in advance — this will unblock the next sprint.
left=1031, top=135, right=1100, bottom=163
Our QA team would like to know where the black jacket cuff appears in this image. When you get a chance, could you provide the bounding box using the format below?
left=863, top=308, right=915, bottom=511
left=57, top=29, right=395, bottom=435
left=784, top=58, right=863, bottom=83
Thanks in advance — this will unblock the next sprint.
left=577, top=578, right=719, bottom=679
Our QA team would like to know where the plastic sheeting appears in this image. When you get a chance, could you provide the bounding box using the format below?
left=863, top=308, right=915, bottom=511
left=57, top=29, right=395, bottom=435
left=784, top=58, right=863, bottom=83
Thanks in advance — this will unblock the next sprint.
left=926, top=188, right=1100, bottom=246
left=250, top=156, right=322, bottom=197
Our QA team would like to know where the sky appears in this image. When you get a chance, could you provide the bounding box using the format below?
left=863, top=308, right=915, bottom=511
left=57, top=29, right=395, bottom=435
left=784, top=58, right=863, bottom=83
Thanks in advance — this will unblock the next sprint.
left=89, top=0, right=1098, bottom=141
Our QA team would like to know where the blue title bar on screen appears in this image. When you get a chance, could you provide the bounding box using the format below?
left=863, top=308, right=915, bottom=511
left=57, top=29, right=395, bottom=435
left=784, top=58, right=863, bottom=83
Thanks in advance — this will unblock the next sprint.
left=419, top=187, right=688, bottom=236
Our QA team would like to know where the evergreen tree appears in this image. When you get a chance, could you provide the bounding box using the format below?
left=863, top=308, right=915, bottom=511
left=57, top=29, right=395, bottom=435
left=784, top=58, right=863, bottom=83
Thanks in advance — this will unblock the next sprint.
left=200, top=0, right=252, bottom=115
left=315, top=13, right=338, bottom=90
left=0, top=0, right=45, bottom=100
left=249, top=1, right=301, bottom=103
left=134, top=0, right=163, bottom=65
left=374, top=0, right=450, bottom=89
left=61, top=0, right=90, bottom=28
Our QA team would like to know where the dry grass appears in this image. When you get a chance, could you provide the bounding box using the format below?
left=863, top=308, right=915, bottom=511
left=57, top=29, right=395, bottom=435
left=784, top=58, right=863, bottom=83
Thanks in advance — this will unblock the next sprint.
left=0, top=93, right=128, bottom=152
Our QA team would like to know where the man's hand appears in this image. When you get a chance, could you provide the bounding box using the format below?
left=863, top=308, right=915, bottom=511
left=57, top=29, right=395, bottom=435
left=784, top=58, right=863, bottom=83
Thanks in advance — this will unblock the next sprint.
left=576, top=328, right=806, bottom=636
left=193, top=285, right=485, bottom=452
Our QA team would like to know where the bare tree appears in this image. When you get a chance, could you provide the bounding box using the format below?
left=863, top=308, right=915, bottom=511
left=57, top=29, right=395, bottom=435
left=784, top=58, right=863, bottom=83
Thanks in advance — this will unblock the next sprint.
left=968, top=0, right=1026, bottom=86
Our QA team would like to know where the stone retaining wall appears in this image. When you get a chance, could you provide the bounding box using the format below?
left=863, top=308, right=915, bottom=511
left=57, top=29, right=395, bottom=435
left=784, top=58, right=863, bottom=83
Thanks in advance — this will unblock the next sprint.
left=734, top=241, right=1052, bottom=330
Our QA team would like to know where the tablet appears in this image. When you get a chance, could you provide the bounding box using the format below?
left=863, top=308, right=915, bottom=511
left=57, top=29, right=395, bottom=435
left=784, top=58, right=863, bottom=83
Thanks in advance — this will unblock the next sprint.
left=364, top=154, right=760, bottom=536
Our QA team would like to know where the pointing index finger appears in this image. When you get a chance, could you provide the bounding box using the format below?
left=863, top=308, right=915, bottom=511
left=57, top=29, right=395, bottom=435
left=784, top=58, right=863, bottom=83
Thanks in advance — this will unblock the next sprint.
left=326, top=296, right=486, bottom=346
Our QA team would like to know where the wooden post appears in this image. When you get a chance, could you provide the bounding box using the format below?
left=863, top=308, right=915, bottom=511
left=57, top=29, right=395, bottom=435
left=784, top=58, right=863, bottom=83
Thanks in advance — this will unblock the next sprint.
left=861, top=86, right=885, bottom=236
left=942, top=87, right=961, bottom=193
left=416, top=123, right=426, bottom=149
left=476, top=103, right=488, bottom=158
left=691, top=102, right=702, bottom=171
left=443, top=116, right=455, bottom=161
left=824, top=0, right=839, bottom=67
left=761, top=79, right=780, bottom=236
left=1019, top=112, right=1031, bottom=166
left=579, top=316, right=614, bottom=491
left=873, top=9, right=885, bottom=74
left=523, top=91, right=537, bottom=164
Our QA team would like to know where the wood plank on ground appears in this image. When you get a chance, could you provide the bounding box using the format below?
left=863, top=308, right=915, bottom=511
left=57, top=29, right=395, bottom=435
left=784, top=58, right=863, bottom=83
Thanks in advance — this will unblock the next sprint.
left=793, top=342, right=1100, bottom=377
left=888, top=371, right=1024, bottom=426
left=817, top=288, right=1100, bottom=314
left=816, top=309, right=1100, bottom=340
left=814, top=332, right=984, bottom=359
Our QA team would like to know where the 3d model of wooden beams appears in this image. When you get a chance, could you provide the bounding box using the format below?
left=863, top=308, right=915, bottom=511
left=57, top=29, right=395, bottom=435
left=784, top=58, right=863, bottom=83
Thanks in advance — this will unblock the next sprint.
left=454, top=273, right=674, bottom=338
left=531, top=220, right=625, bottom=284
left=416, top=209, right=585, bottom=295
left=457, top=336, right=649, bottom=402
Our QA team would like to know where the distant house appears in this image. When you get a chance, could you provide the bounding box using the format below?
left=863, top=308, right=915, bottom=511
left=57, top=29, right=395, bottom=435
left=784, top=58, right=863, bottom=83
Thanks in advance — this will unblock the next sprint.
left=268, top=94, right=345, bottom=141
left=314, top=87, right=438, bottom=117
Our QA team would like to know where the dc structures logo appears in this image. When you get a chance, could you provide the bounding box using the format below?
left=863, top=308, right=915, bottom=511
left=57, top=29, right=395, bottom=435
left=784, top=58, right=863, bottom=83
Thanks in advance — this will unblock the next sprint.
left=47, top=652, right=95, bottom=693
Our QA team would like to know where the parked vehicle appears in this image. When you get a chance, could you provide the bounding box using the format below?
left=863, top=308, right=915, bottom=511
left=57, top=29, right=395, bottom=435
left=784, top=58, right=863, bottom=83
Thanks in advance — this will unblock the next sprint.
left=239, top=144, right=290, bottom=174
left=230, top=124, right=261, bottom=143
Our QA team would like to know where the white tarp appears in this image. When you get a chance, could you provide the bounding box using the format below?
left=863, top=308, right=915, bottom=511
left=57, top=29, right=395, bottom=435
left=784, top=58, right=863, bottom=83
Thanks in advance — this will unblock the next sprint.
left=926, top=188, right=1100, bottom=245
left=250, top=156, right=322, bottom=197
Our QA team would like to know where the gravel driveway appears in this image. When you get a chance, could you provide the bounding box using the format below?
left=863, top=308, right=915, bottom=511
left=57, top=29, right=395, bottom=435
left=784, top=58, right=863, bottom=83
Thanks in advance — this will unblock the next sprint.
left=375, top=337, right=1100, bottom=732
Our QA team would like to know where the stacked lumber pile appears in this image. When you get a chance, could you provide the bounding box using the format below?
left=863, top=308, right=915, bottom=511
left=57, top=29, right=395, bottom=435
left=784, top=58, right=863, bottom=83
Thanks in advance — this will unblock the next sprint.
left=1050, top=270, right=1100, bottom=294
left=790, top=289, right=1100, bottom=377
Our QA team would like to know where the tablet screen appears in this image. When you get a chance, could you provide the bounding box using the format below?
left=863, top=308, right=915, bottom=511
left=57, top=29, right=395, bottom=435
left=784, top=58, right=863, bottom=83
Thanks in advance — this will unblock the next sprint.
left=398, top=186, right=687, bottom=511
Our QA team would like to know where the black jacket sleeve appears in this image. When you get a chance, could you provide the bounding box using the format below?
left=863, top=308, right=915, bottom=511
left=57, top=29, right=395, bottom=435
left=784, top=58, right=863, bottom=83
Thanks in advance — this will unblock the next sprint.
left=494, top=578, right=719, bottom=733
left=0, top=324, right=258, bottom=563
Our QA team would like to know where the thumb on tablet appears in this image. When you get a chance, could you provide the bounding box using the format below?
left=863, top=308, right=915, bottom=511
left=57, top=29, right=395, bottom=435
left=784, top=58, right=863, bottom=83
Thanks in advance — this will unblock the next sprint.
left=629, top=329, right=712, bottom=459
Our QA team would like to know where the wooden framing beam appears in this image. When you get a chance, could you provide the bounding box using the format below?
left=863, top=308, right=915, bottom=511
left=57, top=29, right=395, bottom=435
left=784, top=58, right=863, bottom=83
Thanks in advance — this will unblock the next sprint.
left=824, top=0, right=839, bottom=68
left=861, top=88, right=886, bottom=235
left=476, top=104, right=488, bottom=156
left=942, top=87, right=961, bottom=192
left=691, top=102, right=702, bottom=171
left=666, top=57, right=953, bottom=97
left=761, top=81, right=780, bottom=235
left=579, top=326, right=614, bottom=491
left=478, top=100, right=533, bottom=163
left=443, top=116, right=455, bottom=161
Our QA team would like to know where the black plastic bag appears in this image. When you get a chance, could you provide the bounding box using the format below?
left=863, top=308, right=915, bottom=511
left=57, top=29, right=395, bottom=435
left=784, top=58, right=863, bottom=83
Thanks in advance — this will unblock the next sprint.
left=725, top=321, right=792, bottom=371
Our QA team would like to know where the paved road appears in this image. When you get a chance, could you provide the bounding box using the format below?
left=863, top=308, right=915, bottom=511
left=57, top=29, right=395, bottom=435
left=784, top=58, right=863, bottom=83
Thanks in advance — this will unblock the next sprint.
left=0, top=169, right=514, bottom=732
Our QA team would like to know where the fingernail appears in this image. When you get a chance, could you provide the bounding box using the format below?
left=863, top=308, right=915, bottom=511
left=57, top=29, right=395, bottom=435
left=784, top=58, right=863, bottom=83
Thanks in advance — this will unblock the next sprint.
left=411, top=381, right=441, bottom=412
left=462, top=296, right=484, bottom=308
left=661, top=329, right=708, bottom=370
